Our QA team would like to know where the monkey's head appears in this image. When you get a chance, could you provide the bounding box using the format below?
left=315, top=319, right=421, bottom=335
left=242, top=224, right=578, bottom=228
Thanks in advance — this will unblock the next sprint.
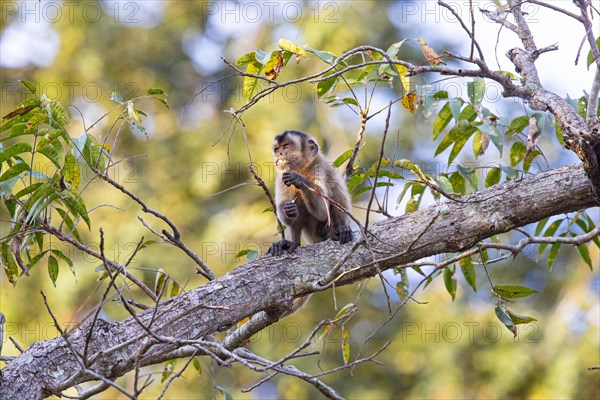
left=272, top=130, right=319, bottom=171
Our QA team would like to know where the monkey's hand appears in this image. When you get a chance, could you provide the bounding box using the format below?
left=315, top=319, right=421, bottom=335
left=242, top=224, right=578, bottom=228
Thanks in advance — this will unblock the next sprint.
left=332, top=225, right=353, bottom=244
left=282, top=171, right=309, bottom=189
left=282, top=202, right=299, bottom=219
left=267, top=239, right=300, bottom=257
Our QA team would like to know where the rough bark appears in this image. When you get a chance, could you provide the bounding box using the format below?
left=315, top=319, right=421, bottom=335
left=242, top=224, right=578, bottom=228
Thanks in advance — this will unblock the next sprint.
left=0, top=164, right=597, bottom=399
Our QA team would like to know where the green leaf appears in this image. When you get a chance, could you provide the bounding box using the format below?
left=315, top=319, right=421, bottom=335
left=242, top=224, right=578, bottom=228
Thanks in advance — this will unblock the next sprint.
left=47, top=98, right=70, bottom=127
left=0, top=122, right=30, bottom=143
left=62, top=153, right=80, bottom=190
left=147, top=88, right=165, bottom=95
left=20, top=80, right=37, bottom=94
left=396, top=269, right=409, bottom=301
left=576, top=242, right=593, bottom=270
left=386, top=40, right=406, bottom=58
left=459, top=257, right=477, bottom=292
left=308, top=48, right=336, bottom=64
left=51, top=249, right=75, bottom=277
left=435, top=105, right=478, bottom=160
left=554, top=118, right=565, bottom=147
left=14, top=182, right=43, bottom=200
left=457, top=164, right=478, bottom=191
left=509, top=141, right=526, bottom=166
left=317, top=75, right=338, bottom=98
left=443, top=266, right=457, bottom=301
left=548, top=240, right=562, bottom=270
left=0, top=105, right=39, bottom=135
left=342, top=97, right=359, bottom=107
left=60, top=189, right=91, bottom=229
left=587, top=37, right=600, bottom=68
left=347, top=173, right=366, bottom=192
left=170, top=280, right=182, bottom=297
left=539, top=219, right=563, bottom=256
left=352, top=185, right=373, bottom=199
left=192, top=357, right=202, bottom=374
left=139, top=239, right=156, bottom=250
left=448, top=126, right=477, bottom=164
left=480, top=124, right=503, bottom=155
left=500, top=165, right=517, bottom=179
left=448, top=98, right=463, bottom=121
left=396, top=182, right=414, bottom=206
left=82, top=134, right=106, bottom=171
left=23, top=183, right=59, bottom=226
left=583, top=214, right=600, bottom=249
left=243, top=61, right=263, bottom=101
left=493, top=285, right=539, bottom=299
left=26, top=250, right=48, bottom=271
left=332, top=149, right=353, bottom=168
left=433, top=102, right=453, bottom=140
left=495, top=306, right=516, bottom=335
left=37, top=139, right=63, bottom=168
left=2, top=243, right=19, bottom=286
left=0, top=162, right=29, bottom=183
left=0, top=143, right=32, bottom=165
left=405, top=183, right=425, bottom=213
left=449, top=171, right=466, bottom=195
left=507, top=309, right=538, bottom=325
left=56, top=208, right=82, bottom=242
left=435, top=174, right=453, bottom=194
left=161, top=360, right=177, bottom=383
left=485, top=167, right=501, bottom=187
left=235, top=51, right=257, bottom=66
left=236, top=249, right=258, bottom=261
left=506, top=116, right=529, bottom=135
left=523, top=149, right=541, bottom=172
left=467, top=78, right=486, bottom=105
left=48, top=255, right=59, bottom=286
left=534, top=217, right=550, bottom=236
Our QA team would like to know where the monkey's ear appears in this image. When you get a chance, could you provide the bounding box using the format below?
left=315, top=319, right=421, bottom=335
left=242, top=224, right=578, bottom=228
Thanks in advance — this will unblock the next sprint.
left=307, top=139, right=319, bottom=156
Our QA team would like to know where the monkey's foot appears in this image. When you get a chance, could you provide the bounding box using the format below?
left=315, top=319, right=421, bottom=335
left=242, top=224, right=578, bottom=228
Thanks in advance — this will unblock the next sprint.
left=267, top=239, right=300, bottom=256
left=332, top=225, right=353, bottom=244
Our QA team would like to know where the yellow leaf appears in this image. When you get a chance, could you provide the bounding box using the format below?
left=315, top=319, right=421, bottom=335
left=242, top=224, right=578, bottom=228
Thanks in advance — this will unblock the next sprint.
left=265, top=52, right=284, bottom=80
left=401, top=92, right=418, bottom=113
left=342, top=326, right=350, bottom=364
left=278, top=38, right=307, bottom=58
left=396, top=64, right=411, bottom=92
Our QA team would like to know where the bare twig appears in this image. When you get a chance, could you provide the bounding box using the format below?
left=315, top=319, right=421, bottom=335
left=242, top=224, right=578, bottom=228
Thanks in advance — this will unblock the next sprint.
left=364, top=102, right=392, bottom=232
left=438, top=0, right=485, bottom=61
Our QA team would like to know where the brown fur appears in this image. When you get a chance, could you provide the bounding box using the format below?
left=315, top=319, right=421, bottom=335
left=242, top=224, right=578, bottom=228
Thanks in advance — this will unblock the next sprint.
left=272, top=130, right=352, bottom=246
left=268, top=130, right=353, bottom=315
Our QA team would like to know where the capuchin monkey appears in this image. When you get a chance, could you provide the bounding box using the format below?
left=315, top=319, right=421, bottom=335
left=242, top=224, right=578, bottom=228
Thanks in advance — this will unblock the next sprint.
left=267, top=130, right=353, bottom=256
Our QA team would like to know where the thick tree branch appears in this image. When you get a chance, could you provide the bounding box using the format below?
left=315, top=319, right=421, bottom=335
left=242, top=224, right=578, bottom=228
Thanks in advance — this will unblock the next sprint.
left=0, top=164, right=597, bottom=399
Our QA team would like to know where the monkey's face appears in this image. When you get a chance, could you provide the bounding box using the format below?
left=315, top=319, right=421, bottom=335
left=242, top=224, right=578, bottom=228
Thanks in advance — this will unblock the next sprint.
left=273, top=131, right=319, bottom=172
left=273, top=138, right=299, bottom=171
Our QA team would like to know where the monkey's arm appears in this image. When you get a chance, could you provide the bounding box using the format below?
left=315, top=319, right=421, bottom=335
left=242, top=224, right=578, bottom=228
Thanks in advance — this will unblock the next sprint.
left=281, top=171, right=329, bottom=221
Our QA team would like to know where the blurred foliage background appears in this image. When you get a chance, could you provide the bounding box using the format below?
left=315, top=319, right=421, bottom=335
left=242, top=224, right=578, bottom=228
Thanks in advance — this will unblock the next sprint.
left=0, top=1, right=598, bottom=399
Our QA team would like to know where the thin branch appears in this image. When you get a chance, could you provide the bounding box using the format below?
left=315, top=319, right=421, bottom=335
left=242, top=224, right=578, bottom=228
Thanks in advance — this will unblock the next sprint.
left=438, top=0, right=485, bottom=61
left=92, top=166, right=215, bottom=280
left=364, top=102, right=392, bottom=232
